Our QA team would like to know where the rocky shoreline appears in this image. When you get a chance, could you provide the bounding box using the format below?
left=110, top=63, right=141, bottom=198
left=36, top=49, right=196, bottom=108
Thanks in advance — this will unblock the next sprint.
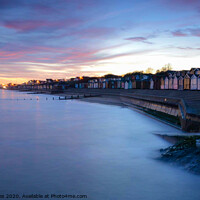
left=159, top=135, right=200, bottom=175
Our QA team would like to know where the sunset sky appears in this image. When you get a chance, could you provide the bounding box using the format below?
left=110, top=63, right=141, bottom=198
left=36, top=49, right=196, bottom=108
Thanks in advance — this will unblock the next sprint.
left=0, top=0, right=200, bottom=84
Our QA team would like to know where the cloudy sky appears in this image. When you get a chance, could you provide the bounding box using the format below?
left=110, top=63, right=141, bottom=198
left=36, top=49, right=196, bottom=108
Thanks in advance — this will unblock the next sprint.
left=0, top=0, right=200, bottom=83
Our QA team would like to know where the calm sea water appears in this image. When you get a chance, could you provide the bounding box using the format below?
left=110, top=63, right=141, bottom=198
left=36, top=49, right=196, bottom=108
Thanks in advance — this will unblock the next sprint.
left=0, top=89, right=200, bottom=200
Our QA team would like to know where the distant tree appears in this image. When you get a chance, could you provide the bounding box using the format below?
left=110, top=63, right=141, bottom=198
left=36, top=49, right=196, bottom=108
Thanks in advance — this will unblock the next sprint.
left=161, top=63, right=172, bottom=72
left=124, top=70, right=144, bottom=77
left=134, top=70, right=143, bottom=73
left=103, top=74, right=118, bottom=78
left=156, top=69, right=160, bottom=73
left=145, top=67, right=153, bottom=74
left=156, top=63, right=172, bottom=74
left=124, top=72, right=133, bottom=76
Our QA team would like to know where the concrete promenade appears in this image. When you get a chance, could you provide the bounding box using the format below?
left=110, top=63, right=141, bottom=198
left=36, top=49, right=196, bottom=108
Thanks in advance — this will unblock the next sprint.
left=62, top=89, right=200, bottom=132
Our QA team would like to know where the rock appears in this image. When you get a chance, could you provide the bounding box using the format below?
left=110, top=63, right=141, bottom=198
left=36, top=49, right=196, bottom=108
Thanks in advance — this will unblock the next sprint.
left=159, top=136, right=200, bottom=175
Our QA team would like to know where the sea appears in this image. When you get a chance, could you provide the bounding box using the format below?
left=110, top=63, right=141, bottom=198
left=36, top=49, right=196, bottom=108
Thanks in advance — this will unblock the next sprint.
left=0, top=89, right=200, bottom=200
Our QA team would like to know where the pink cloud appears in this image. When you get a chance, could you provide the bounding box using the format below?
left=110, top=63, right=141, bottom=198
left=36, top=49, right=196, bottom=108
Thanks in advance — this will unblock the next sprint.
left=4, top=20, right=47, bottom=31
left=172, top=28, right=200, bottom=37
left=0, top=51, right=24, bottom=60
left=172, top=30, right=188, bottom=37
left=3, top=19, right=83, bottom=32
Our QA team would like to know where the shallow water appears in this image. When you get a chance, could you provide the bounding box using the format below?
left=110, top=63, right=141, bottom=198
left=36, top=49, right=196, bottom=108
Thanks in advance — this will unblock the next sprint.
left=0, top=90, right=200, bottom=200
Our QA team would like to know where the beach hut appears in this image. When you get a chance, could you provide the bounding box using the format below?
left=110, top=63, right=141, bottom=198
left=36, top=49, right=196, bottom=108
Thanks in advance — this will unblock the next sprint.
left=169, top=77, right=173, bottom=89
left=173, top=76, right=178, bottom=90
left=117, top=79, right=121, bottom=89
left=98, top=78, right=103, bottom=89
left=115, top=78, right=120, bottom=89
left=141, top=79, right=150, bottom=89
left=121, top=77, right=125, bottom=89
left=160, top=77, right=165, bottom=90
left=184, top=74, right=191, bottom=90
left=198, top=75, right=200, bottom=90
left=134, top=74, right=141, bottom=89
left=102, top=81, right=106, bottom=89
left=128, top=80, right=132, bottom=89
left=150, top=78, right=154, bottom=89
left=154, top=77, right=161, bottom=90
left=132, top=76, right=136, bottom=89
left=190, top=74, right=198, bottom=90
left=90, top=80, right=94, bottom=88
left=164, top=77, right=169, bottom=89
left=94, top=80, right=99, bottom=88
left=178, top=76, right=184, bottom=90
left=141, top=75, right=151, bottom=89
left=108, top=80, right=112, bottom=89
left=105, top=80, right=109, bottom=88
left=111, top=80, right=115, bottom=89
left=75, top=83, right=79, bottom=88
left=124, top=81, right=129, bottom=89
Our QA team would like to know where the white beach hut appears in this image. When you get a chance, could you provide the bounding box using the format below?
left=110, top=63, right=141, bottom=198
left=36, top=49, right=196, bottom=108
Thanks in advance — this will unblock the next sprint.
left=117, top=80, right=121, bottom=89
left=164, top=77, right=169, bottom=89
left=128, top=80, right=132, bottom=89
left=124, top=81, right=129, bottom=89
left=102, top=81, right=106, bottom=89
left=191, top=74, right=198, bottom=90
left=150, top=78, right=154, bottom=89
left=173, top=76, right=178, bottom=90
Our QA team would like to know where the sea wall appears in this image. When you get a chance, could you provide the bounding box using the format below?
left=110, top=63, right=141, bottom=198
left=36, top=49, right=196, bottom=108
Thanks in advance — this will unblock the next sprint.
left=15, top=87, right=200, bottom=132
left=62, top=89, right=200, bottom=132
